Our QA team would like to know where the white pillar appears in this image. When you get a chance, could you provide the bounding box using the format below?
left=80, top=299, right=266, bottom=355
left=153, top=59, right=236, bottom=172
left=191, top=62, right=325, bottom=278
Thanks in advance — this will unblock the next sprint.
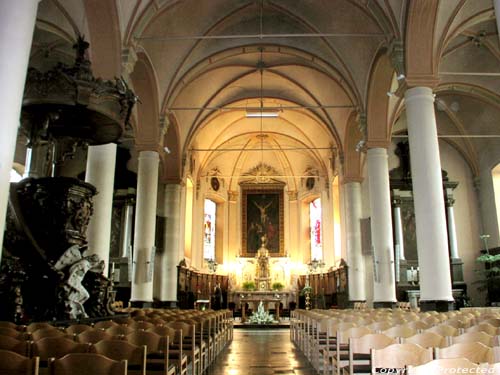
left=131, top=151, right=159, bottom=303
left=154, top=183, right=181, bottom=304
left=0, top=0, right=40, bottom=257
left=367, top=148, right=397, bottom=306
left=405, top=87, right=453, bottom=307
left=344, top=181, right=366, bottom=302
left=85, top=143, right=117, bottom=275
left=446, top=198, right=459, bottom=259
left=393, top=204, right=406, bottom=260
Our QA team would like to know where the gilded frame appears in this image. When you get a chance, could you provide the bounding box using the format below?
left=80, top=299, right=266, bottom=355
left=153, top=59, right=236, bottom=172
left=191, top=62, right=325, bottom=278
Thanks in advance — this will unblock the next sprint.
left=241, top=184, right=284, bottom=257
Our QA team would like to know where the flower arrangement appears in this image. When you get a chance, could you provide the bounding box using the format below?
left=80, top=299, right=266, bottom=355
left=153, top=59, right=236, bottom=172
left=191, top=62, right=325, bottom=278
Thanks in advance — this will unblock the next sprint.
left=242, top=281, right=256, bottom=291
left=271, top=281, right=284, bottom=291
left=300, top=285, right=313, bottom=296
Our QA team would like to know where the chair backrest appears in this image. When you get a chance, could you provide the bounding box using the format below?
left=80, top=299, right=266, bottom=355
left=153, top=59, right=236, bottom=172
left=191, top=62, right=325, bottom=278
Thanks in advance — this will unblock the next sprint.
left=371, top=343, right=433, bottom=372
left=451, top=331, right=495, bottom=346
left=26, top=323, right=54, bottom=333
left=403, top=331, right=447, bottom=348
left=32, top=336, right=92, bottom=360
left=0, top=327, right=26, bottom=340
left=130, top=321, right=154, bottom=331
left=48, top=353, right=127, bottom=375
left=125, top=331, right=164, bottom=354
left=0, top=334, right=31, bottom=356
left=93, top=320, right=119, bottom=330
left=94, top=340, right=147, bottom=374
left=65, top=325, right=93, bottom=336
left=367, top=321, right=393, bottom=332
left=426, top=324, right=459, bottom=337
left=407, top=358, right=486, bottom=375
left=75, top=329, right=113, bottom=344
left=466, top=323, right=498, bottom=336
left=0, top=349, right=39, bottom=375
left=0, top=321, right=18, bottom=330
left=349, top=333, right=396, bottom=354
left=435, top=341, right=494, bottom=363
left=382, top=325, right=417, bottom=339
left=481, top=318, right=500, bottom=328
left=31, top=328, right=68, bottom=342
left=336, top=326, right=373, bottom=345
left=405, top=321, right=430, bottom=331
left=105, top=325, right=134, bottom=336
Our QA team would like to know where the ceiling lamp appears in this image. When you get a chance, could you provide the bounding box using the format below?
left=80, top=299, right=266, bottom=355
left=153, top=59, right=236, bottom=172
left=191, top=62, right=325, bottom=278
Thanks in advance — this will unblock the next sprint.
left=245, top=109, right=280, bottom=118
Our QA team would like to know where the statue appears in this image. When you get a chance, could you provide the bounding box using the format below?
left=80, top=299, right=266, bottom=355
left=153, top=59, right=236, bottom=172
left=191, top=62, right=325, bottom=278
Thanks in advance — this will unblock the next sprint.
left=255, top=243, right=270, bottom=290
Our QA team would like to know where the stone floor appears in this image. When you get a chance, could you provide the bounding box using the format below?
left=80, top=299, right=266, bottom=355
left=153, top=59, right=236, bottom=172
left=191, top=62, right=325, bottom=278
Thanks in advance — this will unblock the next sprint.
left=206, top=329, right=318, bottom=375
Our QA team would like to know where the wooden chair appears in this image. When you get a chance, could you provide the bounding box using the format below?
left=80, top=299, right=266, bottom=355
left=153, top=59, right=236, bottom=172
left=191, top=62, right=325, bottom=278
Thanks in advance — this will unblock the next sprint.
left=0, top=321, right=19, bottom=330
left=75, top=328, right=114, bottom=344
left=480, top=318, right=500, bottom=328
left=31, top=328, right=70, bottom=342
left=105, top=325, right=134, bottom=336
left=0, top=334, right=31, bottom=356
left=94, top=340, right=147, bottom=375
left=435, top=341, right=494, bottom=363
left=125, top=330, right=176, bottom=375
left=48, top=353, right=126, bottom=375
left=0, top=349, right=39, bottom=375
left=405, top=321, right=430, bottom=332
left=130, top=321, right=155, bottom=331
left=451, top=331, right=496, bottom=346
left=402, top=331, right=448, bottom=348
left=166, top=322, right=200, bottom=375
left=0, top=327, right=28, bottom=340
left=366, top=321, right=393, bottom=333
left=346, top=333, right=396, bottom=374
left=487, top=362, right=500, bottom=374
left=65, top=324, right=93, bottom=336
left=26, top=323, right=54, bottom=333
left=382, top=325, right=417, bottom=341
left=32, top=336, right=93, bottom=365
left=326, top=327, right=373, bottom=375
left=146, top=326, right=188, bottom=375
left=93, top=320, right=119, bottom=330
left=407, top=358, right=486, bottom=375
left=371, top=343, right=433, bottom=374
left=466, top=323, right=498, bottom=336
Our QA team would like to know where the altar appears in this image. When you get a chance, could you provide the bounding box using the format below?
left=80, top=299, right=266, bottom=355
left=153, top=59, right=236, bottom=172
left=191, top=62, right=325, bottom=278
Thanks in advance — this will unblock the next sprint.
left=231, top=291, right=291, bottom=323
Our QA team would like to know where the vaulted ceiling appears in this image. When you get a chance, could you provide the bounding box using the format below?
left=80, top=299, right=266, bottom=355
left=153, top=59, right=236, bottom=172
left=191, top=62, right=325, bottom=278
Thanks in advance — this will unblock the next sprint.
left=24, top=0, right=500, bottom=184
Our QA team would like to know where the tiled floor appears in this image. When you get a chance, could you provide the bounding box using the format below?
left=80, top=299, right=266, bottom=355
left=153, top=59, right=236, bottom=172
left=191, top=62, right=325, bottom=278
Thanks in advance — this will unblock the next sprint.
left=206, top=329, right=318, bottom=375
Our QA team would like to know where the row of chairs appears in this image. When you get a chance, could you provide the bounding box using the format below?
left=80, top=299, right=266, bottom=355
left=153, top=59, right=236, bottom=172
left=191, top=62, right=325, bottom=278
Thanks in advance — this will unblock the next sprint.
left=0, top=350, right=128, bottom=375
left=291, top=308, right=500, bottom=374
left=0, top=307, right=233, bottom=375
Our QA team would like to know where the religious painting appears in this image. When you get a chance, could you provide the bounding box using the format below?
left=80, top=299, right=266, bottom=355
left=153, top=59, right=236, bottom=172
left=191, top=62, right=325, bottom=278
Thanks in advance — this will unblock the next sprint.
left=241, top=185, right=284, bottom=257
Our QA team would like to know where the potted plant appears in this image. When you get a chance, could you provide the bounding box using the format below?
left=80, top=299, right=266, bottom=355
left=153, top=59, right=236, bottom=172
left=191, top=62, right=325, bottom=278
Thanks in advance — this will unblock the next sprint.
left=242, top=281, right=256, bottom=291
left=271, top=282, right=284, bottom=291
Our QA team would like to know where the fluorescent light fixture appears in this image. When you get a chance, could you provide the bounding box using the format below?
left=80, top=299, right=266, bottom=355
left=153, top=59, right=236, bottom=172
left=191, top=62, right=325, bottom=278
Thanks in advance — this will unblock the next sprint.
left=246, top=111, right=279, bottom=118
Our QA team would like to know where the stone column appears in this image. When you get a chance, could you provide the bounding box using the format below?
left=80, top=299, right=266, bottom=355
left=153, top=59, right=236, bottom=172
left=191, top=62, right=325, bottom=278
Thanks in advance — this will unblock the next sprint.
left=0, top=0, right=40, bottom=256
left=344, top=181, right=366, bottom=303
left=445, top=197, right=459, bottom=259
left=405, top=86, right=453, bottom=311
left=85, top=143, right=117, bottom=275
left=154, top=183, right=181, bottom=307
left=131, top=150, right=159, bottom=306
left=366, top=147, right=397, bottom=307
left=392, top=199, right=406, bottom=261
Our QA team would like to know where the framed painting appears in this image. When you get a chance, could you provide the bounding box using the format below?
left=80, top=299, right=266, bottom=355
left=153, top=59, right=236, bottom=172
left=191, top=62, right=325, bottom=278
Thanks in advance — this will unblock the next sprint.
left=241, top=185, right=284, bottom=257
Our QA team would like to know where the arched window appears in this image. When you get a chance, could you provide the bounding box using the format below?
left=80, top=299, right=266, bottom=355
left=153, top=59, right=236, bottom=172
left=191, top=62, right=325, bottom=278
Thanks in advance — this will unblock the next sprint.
left=492, top=164, right=500, bottom=238
left=310, top=197, right=322, bottom=260
left=203, top=199, right=217, bottom=260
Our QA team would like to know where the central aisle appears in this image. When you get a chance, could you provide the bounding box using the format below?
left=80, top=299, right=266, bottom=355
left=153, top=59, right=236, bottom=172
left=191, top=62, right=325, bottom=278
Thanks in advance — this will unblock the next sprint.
left=207, top=329, right=317, bottom=375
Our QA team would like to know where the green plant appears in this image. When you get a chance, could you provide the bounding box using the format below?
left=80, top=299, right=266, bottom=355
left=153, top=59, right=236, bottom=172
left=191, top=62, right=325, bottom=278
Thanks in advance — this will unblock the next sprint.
left=475, top=253, right=500, bottom=303
left=300, top=285, right=313, bottom=296
left=271, top=282, right=284, bottom=291
left=242, top=281, right=256, bottom=291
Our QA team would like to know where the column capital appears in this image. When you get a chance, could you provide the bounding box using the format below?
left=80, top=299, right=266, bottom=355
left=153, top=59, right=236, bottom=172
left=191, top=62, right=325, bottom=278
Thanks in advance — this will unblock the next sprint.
left=445, top=197, right=455, bottom=207
left=135, top=142, right=163, bottom=154
left=287, top=190, right=298, bottom=201
left=404, top=77, right=439, bottom=90
left=365, top=140, right=391, bottom=150
left=341, top=176, right=364, bottom=185
left=228, top=190, right=239, bottom=202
